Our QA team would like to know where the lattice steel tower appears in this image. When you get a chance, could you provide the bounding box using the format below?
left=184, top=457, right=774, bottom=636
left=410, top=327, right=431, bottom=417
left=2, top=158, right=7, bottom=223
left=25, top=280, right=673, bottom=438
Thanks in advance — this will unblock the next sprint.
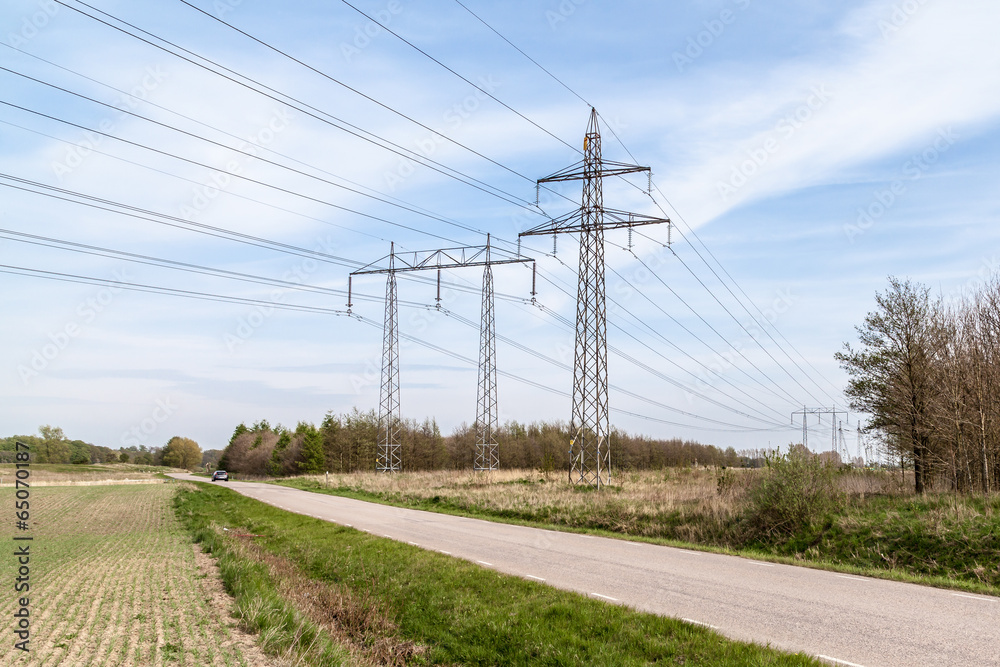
left=376, top=243, right=401, bottom=472
left=519, top=109, right=670, bottom=488
left=475, top=242, right=499, bottom=470
left=350, top=238, right=531, bottom=472
left=791, top=406, right=848, bottom=456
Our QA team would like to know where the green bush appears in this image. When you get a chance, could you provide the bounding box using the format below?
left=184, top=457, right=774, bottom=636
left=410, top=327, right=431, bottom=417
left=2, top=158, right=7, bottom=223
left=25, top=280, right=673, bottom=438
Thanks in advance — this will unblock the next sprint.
left=742, top=451, right=842, bottom=542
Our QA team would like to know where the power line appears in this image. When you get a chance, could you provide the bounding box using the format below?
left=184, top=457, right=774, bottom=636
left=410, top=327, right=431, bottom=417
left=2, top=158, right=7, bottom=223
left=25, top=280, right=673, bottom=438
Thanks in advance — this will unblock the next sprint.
left=659, top=243, right=825, bottom=405
left=336, top=0, right=579, bottom=154
left=514, top=246, right=788, bottom=424
left=0, top=119, right=391, bottom=244
left=602, top=260, right=791, bottom=421
left=1, top=65, right=496, bottom=237
left=0, top=228, right=402, bottom=306
left=7, top=214, right=781, bottom=432
left=439, top=307, right=782, bottom=429
left=174, top=0, right=552, bottom=192
left=1, top=132, right=796, bottom=434
left=0, top=175, right=533, bottom=303
left=0, top=258, right=785, bottom=434
left=0, top=82, right=820, bottom=422
left=644, top=217, right=844, bottom=401
left=447, top=3, right=842, bottom=404
left=451, top=0, right=592, bottom=108
left=626, top=249, right=804, bottom=407
left=354, top=315, right=787, bottom=433
left=0, top=263, right=353, bottom=316
left=0, top=99, right=468, bottom=245
left=50, top=0, right=537, bottom=209
left=11, top=2, right=832, bottom=436
left=2, top=204, right=783, bottom=432
left=0, top=40, right=475, bottom=231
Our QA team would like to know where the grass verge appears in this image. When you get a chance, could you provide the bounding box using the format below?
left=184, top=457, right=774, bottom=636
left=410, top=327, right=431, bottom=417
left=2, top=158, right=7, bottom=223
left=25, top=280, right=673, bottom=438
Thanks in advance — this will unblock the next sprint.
left=175, top=481, right=820, bottom=666
left=272, top=469, right=1000, bottom=596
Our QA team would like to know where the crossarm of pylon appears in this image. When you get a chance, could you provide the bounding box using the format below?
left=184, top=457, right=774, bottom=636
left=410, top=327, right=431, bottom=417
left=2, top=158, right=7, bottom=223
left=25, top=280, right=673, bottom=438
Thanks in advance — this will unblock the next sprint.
left=351, top=245, right=533, bottom=275
left=518, top=207, right=670, bottom=237
left=538, top=160, right=651, bottom=184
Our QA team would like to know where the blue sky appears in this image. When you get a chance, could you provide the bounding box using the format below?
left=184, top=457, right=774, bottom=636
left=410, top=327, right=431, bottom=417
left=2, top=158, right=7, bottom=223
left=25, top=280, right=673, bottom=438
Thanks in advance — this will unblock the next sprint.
left=2, top=0, right=998, bottom=457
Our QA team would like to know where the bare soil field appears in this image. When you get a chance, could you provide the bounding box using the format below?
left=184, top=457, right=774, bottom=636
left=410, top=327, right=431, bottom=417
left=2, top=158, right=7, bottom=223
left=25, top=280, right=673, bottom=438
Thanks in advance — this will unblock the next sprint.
left=0, top=482, right=278, bottom=666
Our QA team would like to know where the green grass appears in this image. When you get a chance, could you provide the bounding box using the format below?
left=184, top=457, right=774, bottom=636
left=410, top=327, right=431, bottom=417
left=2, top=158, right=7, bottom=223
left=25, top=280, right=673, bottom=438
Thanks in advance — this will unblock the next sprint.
left=175, top=482, right=820, bottom=666
left=274, top=476, right=1000, bottom=596
left=760, top=493, right=1000, bottom=588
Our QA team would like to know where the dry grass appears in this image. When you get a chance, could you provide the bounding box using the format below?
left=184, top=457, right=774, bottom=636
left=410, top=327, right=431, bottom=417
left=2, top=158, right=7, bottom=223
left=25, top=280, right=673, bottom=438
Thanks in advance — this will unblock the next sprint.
left=287, top=466, right=925, bottom=546
left=218, top=530, right=424, bottom=667
left=0, top=463, right=174, bottom=487
left=0, top=482, right=278, bottom=666
left=294, top=467, right=744, bottom=543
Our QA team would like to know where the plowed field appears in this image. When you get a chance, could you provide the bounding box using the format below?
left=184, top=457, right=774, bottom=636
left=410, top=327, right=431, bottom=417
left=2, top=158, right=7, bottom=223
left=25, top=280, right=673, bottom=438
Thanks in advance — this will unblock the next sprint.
left=0, top=482, right=276, bottom=666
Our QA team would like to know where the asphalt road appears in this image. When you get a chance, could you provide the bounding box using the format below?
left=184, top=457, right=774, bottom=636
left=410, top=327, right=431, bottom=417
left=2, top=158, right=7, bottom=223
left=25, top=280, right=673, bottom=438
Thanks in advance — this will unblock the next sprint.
left=173, top=474, right=1000, bottom=666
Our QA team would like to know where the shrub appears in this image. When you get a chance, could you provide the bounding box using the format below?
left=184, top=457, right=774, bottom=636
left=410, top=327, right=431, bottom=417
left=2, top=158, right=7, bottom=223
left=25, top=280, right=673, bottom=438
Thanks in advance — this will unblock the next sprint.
left=741, top=450, right=842, bottom=542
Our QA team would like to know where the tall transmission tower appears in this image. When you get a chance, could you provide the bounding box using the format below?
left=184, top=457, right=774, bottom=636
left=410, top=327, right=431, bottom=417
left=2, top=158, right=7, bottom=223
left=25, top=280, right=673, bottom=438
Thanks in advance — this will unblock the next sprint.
left=791, top=406, right=848, bottom=458
left=350, top=237, right=533, bottom=471
left=375, top=243, right=401, bottom=471
left=838, top=421, right=851, bottom=465
left=476, top=245, right=499, bottom=471
left=519, top=109, right=670, bottom=488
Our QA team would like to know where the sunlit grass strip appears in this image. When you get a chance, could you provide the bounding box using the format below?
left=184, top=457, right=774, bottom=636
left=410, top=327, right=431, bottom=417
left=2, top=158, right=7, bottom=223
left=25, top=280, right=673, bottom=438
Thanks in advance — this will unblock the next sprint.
left=176, top=482, right=821, bottom=666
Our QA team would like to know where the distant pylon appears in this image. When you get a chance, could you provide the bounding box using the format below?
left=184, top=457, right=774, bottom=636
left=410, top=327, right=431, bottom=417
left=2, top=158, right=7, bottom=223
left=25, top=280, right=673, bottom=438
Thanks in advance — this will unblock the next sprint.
left=475, top=239, right=499, bottom=471
left=377, top=243, right=401, bottom=472
left=519, top=109, right=670, bottom=488
left=791, top=406, right=848, bottom=456
left=351, top=237, right=532, bottom=472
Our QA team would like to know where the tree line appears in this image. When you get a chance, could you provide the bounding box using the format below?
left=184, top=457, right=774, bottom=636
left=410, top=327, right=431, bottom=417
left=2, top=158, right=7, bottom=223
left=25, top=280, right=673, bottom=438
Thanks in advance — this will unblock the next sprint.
left=0, top=426, right=217, bottom=470
left=838, top=276, right=1000, bottom=494
left=217, top=409, right=741, bottom=476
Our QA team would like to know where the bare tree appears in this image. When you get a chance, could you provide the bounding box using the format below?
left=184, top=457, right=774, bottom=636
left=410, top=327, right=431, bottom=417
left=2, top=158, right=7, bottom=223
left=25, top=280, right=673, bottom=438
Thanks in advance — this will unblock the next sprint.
left=837, top=278, right=938, bottom=493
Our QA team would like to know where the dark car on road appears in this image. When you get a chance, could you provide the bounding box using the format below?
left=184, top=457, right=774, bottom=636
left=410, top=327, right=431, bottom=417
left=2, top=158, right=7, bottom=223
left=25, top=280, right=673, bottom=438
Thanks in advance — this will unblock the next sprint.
left=211, top=470, right=228, bottom=482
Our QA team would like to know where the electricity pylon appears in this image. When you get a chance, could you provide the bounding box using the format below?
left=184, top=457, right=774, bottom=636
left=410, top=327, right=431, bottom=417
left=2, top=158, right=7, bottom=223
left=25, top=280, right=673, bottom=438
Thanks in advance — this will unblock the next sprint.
left=791, top=406, right=848, bottom=457
left=519, top=108, right=670, bottom=488
left=350, top=237, right=533, bottom=471
left=838, top=421, right=851, bottom=465
left=368, top=243, right=400, bottom=472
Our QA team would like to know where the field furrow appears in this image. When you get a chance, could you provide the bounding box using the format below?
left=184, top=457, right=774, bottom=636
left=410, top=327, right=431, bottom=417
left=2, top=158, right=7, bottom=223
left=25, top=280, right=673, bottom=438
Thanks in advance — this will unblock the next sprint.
left=0, top=483, right=278, bottom=667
